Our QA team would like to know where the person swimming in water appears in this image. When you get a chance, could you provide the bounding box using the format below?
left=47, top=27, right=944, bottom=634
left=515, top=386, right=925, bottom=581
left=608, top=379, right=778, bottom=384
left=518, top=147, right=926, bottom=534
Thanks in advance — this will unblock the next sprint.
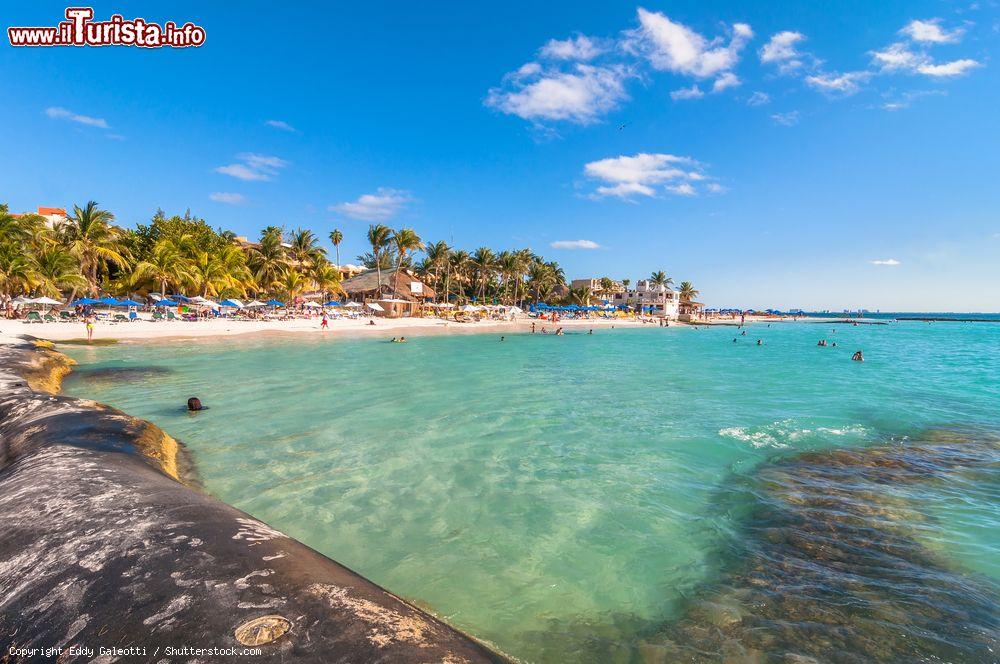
left=399, top=336, right=407, bottom=343
left=500, top=336, right=505, bottom=342
left=818, top=339, right=827, bottom=347
left=187, top=397, right=206, bottom=412
left=852, top=350, right=864, bottom=361
left=756, top=339, right=763, bottom=345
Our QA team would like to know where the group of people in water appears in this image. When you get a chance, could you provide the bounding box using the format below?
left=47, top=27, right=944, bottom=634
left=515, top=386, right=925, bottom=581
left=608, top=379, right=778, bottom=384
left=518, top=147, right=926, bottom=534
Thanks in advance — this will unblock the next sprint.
left=730, top=328, right=864, bottom=360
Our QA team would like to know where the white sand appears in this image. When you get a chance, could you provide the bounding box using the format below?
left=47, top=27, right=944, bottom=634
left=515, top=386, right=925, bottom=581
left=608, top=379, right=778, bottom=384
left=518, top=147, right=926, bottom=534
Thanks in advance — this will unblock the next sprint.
left=0, top=314, right=655, bottom=344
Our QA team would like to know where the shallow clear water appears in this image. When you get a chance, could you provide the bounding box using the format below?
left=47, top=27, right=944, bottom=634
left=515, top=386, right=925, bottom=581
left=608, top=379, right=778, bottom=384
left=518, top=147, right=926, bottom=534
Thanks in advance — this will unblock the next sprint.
left=61, top=321, right=1000, bottom=661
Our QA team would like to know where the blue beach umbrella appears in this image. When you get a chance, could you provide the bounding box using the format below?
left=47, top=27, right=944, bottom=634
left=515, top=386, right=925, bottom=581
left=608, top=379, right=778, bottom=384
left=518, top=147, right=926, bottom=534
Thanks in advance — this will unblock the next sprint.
left=265, top=299, right=284, bottom=307
left=219, top=299, right=243, bottom=308
left=98, top=296, right=121, bottom=306
left=71, top=297, right=100, bottom=306
left=324, top=301, right=342, bottom=306
left=154, top=299, right=179, bottom=307
left=117, top=299, right=143, bottom=307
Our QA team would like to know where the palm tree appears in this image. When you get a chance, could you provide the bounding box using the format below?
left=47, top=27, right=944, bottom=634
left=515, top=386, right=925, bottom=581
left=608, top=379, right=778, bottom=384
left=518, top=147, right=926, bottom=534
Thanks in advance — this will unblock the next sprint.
left=678, top=281, right=700, bottom=301
left=471, top=247, right=496, bottom=302
left=528, top=261, right=557, bottom=303
left=0, top=246, right=37, bottom=297
left=311, top=262, right=346, bottom=302
left=31, top=247, right=88, bottom=298
left=622, top=278, right=631, bottom=290
left=131, top=238, right=193, bottom=296
left=288, top=228, right=325, bottom=268
left=366, top=224, right=393, bottom=292
left=329, top=228, right=343, bottom=267
left=277, top=268, right=307, bottom=304
left=567, top=286, right=592, bottom=306
left=649, top=271, right=673, bottom=288
left=391, top=228, right=424, bottom=295
left=421, top=240, right=451, bottom=301
left=187, top=251, right=231, bottom=297
left=246, top=228, right=288, bottom=294
left=57, top=201, right=128, bottom=299
left=446, top=249, right=470, bottom=303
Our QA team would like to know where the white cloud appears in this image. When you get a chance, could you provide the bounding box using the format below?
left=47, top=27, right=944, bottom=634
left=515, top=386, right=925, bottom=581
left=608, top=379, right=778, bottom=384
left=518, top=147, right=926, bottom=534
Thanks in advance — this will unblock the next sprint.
left=706, top=182, right=728, bottom=194
left=214, top=153, right=289, bottom=181
left=671, top=84, right=704, bottom=100
left=917, top=59, right=980, bottom=76
left=209, top=192, right=246, bottom=205
left=624, top=8, right=752, bottom=78
left=666, top=183, right=696, bottom=196
left=771, top=111, right=800, bottom=125
left=712, top=72, right=741, bottom=92
left=45, top=106, right=109, bottom=129
left=805, top=71, right=871, bottom=95
left=901, top=19, right=964, bottom=44
left=330, top=188, right=411, bottom=221
left=869, top=258, right=901, bottom=266
left=595, top=182, right=656, bottom=198
left=584, top=152, right=715, bottom=199
left=871, top=42, right=929, bottom=72
left=539, top=35, right=604, bottom=61
left=550, top=239, right=601, bottom=249
left=486, top=63, right=630, bottom=124
left=760, top=31, right=807, bottom=71
left=265, top=119, right=297, bottom=132
left=747, top=91, right=771, bottom=106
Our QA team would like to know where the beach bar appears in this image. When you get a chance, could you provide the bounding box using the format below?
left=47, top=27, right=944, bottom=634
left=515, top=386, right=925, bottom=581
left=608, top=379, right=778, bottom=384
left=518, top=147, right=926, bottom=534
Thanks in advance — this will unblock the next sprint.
left=340, top=269, right=435, bottom=318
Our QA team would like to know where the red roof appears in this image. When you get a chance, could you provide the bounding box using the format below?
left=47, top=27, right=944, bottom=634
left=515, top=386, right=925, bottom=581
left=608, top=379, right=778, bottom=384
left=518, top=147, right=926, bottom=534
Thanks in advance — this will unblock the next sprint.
left=37, top=206, right=66, bottom=216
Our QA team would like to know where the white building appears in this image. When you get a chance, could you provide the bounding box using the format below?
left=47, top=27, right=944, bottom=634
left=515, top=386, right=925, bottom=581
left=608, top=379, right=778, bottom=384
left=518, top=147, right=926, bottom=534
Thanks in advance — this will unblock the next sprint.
left=14, top=206, right=67, bottom=229
left=604, top=280, right=680, bottom=319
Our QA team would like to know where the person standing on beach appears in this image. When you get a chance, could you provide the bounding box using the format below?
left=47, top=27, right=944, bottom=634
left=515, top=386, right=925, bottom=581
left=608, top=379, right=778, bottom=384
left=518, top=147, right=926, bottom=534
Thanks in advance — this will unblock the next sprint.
left=321, top=312, right=329, bottom=330
left=85, top=314, right=94, bottom=342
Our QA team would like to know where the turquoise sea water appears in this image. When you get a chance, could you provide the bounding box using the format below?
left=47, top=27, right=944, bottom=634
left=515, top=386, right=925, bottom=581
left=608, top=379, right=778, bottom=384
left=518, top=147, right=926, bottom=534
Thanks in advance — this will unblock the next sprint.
left=61, top=321, right=1000, bottom=662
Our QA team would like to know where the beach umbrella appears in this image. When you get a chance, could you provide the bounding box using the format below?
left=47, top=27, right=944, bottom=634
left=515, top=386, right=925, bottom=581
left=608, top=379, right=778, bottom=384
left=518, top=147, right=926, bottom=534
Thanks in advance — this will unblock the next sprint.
left=303, top=301, right=322, bottom=308
left=29, top=296, right=63, bottom=305
left=324, top=301, right=342, bottom=306
left=460, top=304, right=480, bottom=312
left=98, top=296, right=121, bottom=306
left=70, top=297, right=99, bottom=306
left=366, top=302, right=385, bottom=312
left=244, top=300, right=266, bottom=307
left=344, top=301, right=363, bottom=308
left=154, top=299, right=179, bottom=307
left=265, top=299, right=284, bottom=307
left=117, top=299, right=143, bottom=307
left=219, top=299, right=243, bottom=308
left=171, top=294, right=192, bottom=302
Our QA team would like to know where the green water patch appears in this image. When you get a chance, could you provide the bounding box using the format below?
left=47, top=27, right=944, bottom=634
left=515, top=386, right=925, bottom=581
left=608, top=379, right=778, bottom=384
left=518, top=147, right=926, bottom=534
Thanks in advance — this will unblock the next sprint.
left=69, top=365, right=174, bottom=386
left=56, top=338, right=119, bottom=346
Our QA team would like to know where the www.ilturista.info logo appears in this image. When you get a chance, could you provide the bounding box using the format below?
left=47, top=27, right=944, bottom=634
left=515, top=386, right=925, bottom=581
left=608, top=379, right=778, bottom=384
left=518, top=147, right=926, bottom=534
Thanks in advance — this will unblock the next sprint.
left=8, top=7, right=205, bottom=48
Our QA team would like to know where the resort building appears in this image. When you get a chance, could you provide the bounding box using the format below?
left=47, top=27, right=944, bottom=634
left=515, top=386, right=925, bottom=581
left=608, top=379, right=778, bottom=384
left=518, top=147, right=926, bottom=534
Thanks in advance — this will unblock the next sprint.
left=571, top=277, right=626, bottom=296
left=605, top=279, right=681, bottom=319
left=13, top=206, right=67, bottom=228
left=341, top=268, right=435, bottom=318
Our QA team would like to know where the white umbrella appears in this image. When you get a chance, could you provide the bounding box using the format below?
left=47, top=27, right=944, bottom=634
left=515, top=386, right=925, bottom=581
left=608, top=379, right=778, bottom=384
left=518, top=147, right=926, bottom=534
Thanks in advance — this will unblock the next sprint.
left=344, top=302, right=363, bottom=308
left=245, top=300, right=267, bottom=307
left=29, top=296, right=63, bottom=305
left=377, top=298, right=408, bottom=303
left=460, top=304, right=481, bottom=312
left=366, top=302, right=385, bottom=312
left=188, top=296, right=209, bottom=304
left=303, top=301, right=322, bottom=308
left=508, top=306, right=524, bottom=314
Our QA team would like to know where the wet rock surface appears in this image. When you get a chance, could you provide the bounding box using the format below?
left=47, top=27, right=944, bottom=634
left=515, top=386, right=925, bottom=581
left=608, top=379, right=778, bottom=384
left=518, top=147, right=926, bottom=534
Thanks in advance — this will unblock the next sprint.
left=643, top=429, right=1000, bottom=663
left=0, top=338, right=505, bottom=663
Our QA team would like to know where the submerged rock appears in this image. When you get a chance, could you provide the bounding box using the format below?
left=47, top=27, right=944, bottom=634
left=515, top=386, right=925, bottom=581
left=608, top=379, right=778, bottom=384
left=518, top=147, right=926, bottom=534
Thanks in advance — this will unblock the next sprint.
left=643, top=429, right=1000, bottom=663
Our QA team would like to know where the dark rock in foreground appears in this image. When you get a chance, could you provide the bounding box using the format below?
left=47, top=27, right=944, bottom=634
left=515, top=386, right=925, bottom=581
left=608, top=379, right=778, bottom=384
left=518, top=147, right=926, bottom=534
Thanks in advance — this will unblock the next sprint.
left=0, top=339, right=505, bottom=663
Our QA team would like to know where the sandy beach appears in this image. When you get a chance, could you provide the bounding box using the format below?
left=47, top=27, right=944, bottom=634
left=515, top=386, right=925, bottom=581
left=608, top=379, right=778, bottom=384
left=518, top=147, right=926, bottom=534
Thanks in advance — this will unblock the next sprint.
left=0, top=313, right=660, bottom=344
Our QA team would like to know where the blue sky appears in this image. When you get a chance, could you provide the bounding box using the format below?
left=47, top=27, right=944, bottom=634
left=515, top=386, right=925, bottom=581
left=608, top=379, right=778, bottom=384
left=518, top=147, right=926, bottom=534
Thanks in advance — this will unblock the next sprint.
left=2, top=1, right=998, bottom=310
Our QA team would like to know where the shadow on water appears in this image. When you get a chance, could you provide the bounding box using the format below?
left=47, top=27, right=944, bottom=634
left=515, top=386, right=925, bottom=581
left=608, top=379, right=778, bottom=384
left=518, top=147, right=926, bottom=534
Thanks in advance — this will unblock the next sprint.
left=511, top=428, right=999, bottom=663
left=69, top=365, right=174, bottom=386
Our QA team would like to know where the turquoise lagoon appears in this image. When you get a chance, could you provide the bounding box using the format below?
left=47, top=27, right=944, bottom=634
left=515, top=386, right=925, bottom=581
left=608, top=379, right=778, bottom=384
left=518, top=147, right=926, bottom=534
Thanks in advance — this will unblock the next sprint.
left=61, top=321, right=1000, bottom=662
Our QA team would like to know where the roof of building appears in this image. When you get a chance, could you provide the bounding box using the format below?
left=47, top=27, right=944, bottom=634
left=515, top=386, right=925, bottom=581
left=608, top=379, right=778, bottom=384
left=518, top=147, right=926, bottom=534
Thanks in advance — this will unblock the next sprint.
left=37, top=206, right=66, bottom=216
left=341, top=269, right=435, bottom=300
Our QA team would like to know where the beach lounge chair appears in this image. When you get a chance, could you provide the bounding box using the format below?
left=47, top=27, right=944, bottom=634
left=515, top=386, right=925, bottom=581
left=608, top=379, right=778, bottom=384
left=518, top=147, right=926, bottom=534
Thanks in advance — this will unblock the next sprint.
left=129, top=311, right=138, bottom=322
left=166, top=311, right=178, bottom=321
left=151, top=311, right=164, bottom=321
left=59, top=310, right=74, bottom=321
left=43, top=313, right=57, bottom=323
left=114, top=314, right=129, bottom=323
left=23, top=311, right=42, bottom=323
